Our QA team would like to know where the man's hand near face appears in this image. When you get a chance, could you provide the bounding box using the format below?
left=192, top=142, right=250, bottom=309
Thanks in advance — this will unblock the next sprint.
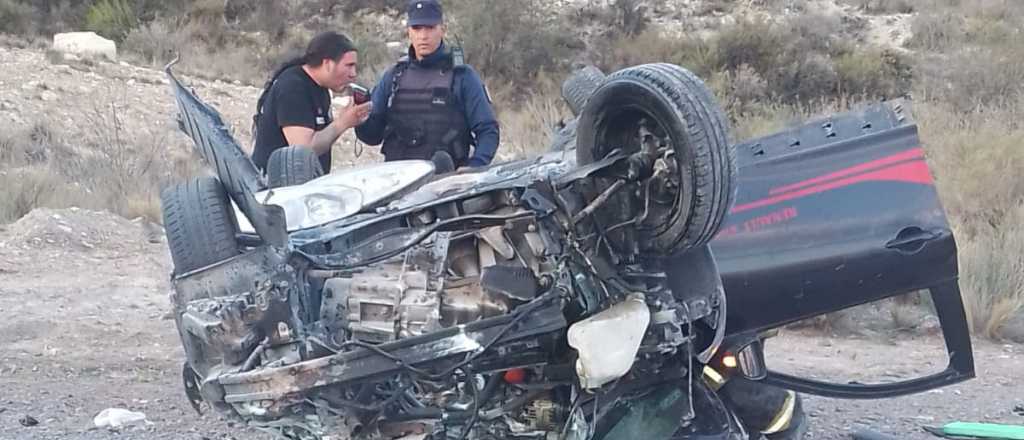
left=337, top=100, right=372, bottom=131
left=283, top=99, right=371, bottom=156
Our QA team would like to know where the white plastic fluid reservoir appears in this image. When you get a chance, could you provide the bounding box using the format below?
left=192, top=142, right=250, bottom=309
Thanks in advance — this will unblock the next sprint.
left=567, top=293, right=651, bottom=389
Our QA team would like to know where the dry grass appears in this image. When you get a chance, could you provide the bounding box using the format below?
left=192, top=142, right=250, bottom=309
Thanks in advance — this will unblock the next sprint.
left=0, top=95, right=200, bottom=225
left=914, top=98, right=1024, bottom=337
left=2, top=0, right=1022, bottom=339
left=917, top=100, right=1024, bottom=236
left=842, top=0, right=916, bottom=14
left=495, top=84, right=572, bottom=160
left=958, top=205, right=1024, bottom=339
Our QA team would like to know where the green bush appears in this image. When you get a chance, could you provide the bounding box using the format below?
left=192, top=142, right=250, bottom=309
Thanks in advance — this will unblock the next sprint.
left=85, top=0, right=138, bottom=41
left=446, top=0, right=581, bottom=89
left=0, top=0, right=95, bottom=36
left=835, top=49, right=913, bottom=98
left=596, top=29, right=716, bottom=78
left=0, top=0, right=37, bottom=35
left=712, top=19, right=787, bottom=74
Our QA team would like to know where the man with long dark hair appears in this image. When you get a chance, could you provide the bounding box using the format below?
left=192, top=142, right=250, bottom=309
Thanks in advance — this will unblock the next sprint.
left=252, top=31, right=371, bottom=173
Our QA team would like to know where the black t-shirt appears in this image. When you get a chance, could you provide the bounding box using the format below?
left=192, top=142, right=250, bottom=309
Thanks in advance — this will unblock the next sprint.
left=253, top=65, right=334, bottom=172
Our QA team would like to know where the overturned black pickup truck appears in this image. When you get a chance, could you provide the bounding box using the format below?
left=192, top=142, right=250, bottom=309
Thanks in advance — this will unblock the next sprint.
left=159, top=61, right=974, bottom=440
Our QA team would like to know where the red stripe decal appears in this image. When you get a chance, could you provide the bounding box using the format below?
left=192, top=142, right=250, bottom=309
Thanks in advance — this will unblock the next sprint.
left=731, top=160, right=933, bottom=214
left=768, top=148, right=925, bottom=196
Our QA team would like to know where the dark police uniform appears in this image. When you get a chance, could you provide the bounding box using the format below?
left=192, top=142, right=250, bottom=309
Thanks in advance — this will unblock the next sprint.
left=252, top=65, right=334, bottom=172
left=355, top=42, right=499, bottom=168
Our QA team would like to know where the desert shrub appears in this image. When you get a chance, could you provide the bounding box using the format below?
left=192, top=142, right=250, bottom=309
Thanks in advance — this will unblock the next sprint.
left=958, top=206, right=1024, bottom=339
left=85, top=0, right=138, bottom=41
left=706, top=14, right=916, bottom=104
left=0, top=123, right=92, bottom=223
left=835, top=49, right=913, bottom=98
left=183, top=0, right=225, bottom=23
left=843, top=0, right=915, bottom=14
left=595, top=29, right=716, bottom=77
left=237, top=0, right=289, bottom=42
left=0, top=123, right=29, bottom=166
left=0, top=0, right=36, bottom=34
left=786, top=12, right=846, bottom=55
left=0, top=168, right=63, bottom=224
left=605, top=0, right=664, bottom=37
left=710, top=64, right=770, bottom=117
left=445, top=0, right=581, bottom=88
left=337, top=0, right=408, bottom=15
left=712, top=18, right=837, bottom=102
left=713, top=19, right=787, bottom=74
left=962, top=16, right=1018, bottom=47
left=774, top=53, right=840, bottom=103
left=0, top=0, right=95, bottom=36
left=693, top=0, right=733, bottom=16
left=0, top=122, right=63, bottom=167
left=498, top=88, right=570, bottom=159
left=918, top=102, right=1024, bottom=235
left=906, top=11, right=966, bottom=52
left=917, top=47, right=1024, bottom=112
left=0, top=98, right=197, bottom=224
left=121, top=17, right=190, bottom=65
left=968, top=0, right=1024, bottom=22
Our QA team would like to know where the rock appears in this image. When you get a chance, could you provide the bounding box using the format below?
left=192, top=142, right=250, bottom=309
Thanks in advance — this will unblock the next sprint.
left=19, top=415, right=39, bottom=427
left=39, top=91, right=58, bottom=101
left=386, top=41, right=405, bottom=56
left=52, top=32, right=117, bottom=61
left=1000, top=312, right=1024, bottom=343
left=94, top=408, right=148, bottom=429
left=1014, top=404, right=1024, bottom=416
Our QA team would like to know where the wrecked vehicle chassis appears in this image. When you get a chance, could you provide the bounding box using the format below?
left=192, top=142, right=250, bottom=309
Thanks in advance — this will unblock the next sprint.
left=161, top=60, right=974, bottom=440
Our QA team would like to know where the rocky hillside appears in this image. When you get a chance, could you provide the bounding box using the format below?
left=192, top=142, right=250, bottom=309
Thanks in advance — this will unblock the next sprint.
left=2, top=0, right=1023, bottom=341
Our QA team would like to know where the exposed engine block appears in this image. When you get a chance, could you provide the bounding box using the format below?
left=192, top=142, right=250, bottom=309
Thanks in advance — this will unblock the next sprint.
left=317, top=229, right=530, bottom=345
left=321, top=268, right=441, bottom=343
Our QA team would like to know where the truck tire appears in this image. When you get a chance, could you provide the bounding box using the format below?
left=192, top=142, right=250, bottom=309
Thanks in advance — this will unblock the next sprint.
left=160, top=176, right=239, bottom=275
left=562, top=65, right=606, bottom=116
left=576, top=63, right=737, bottom=255
left=267, top=146, right=323, bottom=188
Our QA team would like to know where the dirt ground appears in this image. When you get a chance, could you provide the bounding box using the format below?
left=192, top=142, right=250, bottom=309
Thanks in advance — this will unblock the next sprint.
left=0, top=208, right=1021, bottom=440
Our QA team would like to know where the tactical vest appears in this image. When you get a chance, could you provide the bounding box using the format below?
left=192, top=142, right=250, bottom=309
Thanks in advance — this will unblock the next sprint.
left=381, top=58, right=472, bottom=166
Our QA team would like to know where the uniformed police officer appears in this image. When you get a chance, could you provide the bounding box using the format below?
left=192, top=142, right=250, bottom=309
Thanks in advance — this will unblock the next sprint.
left=355, top=0, right=499, bottom=169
